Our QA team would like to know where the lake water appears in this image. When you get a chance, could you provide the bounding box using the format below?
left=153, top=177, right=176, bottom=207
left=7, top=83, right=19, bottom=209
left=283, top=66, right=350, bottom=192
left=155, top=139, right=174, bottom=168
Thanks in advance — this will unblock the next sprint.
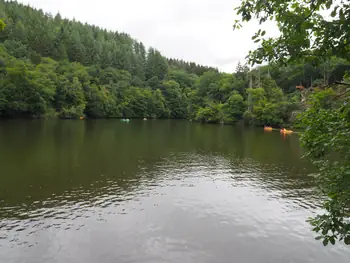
left=0, top=120, right=349, bottom=263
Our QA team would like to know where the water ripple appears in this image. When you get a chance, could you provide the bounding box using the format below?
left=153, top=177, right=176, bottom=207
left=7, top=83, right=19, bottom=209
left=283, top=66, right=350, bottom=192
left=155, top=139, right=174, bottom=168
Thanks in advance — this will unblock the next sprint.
left=0, top=151, right=348, bottom=262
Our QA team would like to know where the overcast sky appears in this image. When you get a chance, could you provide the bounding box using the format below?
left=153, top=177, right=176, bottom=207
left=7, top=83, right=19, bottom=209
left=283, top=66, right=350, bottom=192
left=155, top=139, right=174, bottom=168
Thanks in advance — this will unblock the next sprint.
left=17, top=0, right=278, bottom=72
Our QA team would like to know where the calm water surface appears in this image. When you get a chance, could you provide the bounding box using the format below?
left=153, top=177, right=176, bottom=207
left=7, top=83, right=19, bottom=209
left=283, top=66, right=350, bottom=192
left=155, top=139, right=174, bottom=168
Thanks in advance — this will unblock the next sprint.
left=0, top=120, right=349, bottom=263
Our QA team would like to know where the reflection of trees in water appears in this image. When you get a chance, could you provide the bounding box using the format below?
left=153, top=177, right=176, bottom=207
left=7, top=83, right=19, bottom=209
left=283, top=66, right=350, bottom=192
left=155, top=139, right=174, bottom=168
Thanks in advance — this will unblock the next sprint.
left=0, top=120, right=317, bottom=220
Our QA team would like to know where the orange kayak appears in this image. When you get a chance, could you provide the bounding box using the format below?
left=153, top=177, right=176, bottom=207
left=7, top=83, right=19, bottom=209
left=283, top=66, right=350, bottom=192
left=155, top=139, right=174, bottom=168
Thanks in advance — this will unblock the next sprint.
left=280, top=129, right=293, bottom=134
left=264, top=126, right=273, bottom=131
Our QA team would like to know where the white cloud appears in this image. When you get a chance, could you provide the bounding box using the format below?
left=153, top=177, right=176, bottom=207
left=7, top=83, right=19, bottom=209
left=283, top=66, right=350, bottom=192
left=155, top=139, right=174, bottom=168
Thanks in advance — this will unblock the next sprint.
left=16, top=0, right=279, bottom=72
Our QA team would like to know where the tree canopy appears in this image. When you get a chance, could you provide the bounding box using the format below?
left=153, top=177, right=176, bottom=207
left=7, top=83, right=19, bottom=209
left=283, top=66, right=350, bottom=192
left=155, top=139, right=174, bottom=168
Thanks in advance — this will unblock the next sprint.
left=0, top=0, right=321, bottom=124
left=0, top=0, right=348, bottom=129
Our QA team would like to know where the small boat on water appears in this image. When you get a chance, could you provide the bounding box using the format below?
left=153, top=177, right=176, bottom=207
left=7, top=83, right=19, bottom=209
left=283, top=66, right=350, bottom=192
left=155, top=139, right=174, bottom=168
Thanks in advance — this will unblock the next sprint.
left=264, top=126, right=294, bottom=134
left=280, top=128, right=293, bottom=134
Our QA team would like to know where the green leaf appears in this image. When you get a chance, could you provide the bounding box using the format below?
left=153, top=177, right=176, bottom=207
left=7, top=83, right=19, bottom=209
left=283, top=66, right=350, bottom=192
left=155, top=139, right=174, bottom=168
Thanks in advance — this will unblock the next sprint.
left=339, top=9, right=345, bottom=21
left=0, top=19, right=6, bottom=31
left=345, top=236, right=350, bottom=245
left=323, top=239, right=329, bottom=246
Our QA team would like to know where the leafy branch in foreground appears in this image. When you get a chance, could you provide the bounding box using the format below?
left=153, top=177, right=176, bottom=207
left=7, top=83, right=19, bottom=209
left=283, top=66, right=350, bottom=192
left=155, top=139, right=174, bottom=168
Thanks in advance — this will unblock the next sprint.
left=234, top=0, right=350, bottom=66
left=234, top=0, right=350, bottom=245
left=298, top=87, right=350, bottom=246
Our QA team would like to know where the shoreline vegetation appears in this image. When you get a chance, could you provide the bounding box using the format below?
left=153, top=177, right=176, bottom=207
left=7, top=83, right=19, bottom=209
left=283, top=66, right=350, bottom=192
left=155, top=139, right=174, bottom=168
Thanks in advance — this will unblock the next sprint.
left=0, top=0, right=349, bottom=129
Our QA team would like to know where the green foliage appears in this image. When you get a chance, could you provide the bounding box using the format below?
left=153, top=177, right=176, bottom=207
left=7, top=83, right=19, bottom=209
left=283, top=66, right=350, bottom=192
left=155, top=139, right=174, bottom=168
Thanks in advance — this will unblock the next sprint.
left=145, top=48, right=169, bottom=82
left=245, top=79, right=290, bottom=126
left=0, top=0, right=340, bottom=129
left=167, top=58, right=218, bottom=75
left=234, top=0, right=350, bottom=65
left=195, top=102, right=225, bottom=124
left=56, top=76, right=86, bottom=119
left=0, top=34, right=304, bottom=124
left=85, top=84, right=117, bottom=118
left=235, top=0, right=350, bottom=245
left=298, top=88, right=350, bottom=245
left=169, top=69, right=197, bottom=90
left=148, top=89, right=167, bottom=119
left=225, top=91, right=245, bottom=122
left=0, top=62, right=55, bottom=117
left=195, top=91, right=245, bottom=124
left=161, top=80, right=188, bottom=118
left=0, top=19, right=5, bottom=31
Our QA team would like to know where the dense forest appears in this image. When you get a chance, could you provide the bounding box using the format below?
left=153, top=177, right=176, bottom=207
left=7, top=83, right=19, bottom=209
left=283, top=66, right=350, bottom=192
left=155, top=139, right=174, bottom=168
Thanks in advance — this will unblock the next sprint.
left=0, top=0, right=350, bottom=126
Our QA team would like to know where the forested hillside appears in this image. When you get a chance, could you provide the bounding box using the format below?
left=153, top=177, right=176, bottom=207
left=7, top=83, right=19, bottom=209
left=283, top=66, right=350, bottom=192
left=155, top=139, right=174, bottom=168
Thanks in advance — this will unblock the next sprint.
left=0, top=0, right=349, bottom=125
